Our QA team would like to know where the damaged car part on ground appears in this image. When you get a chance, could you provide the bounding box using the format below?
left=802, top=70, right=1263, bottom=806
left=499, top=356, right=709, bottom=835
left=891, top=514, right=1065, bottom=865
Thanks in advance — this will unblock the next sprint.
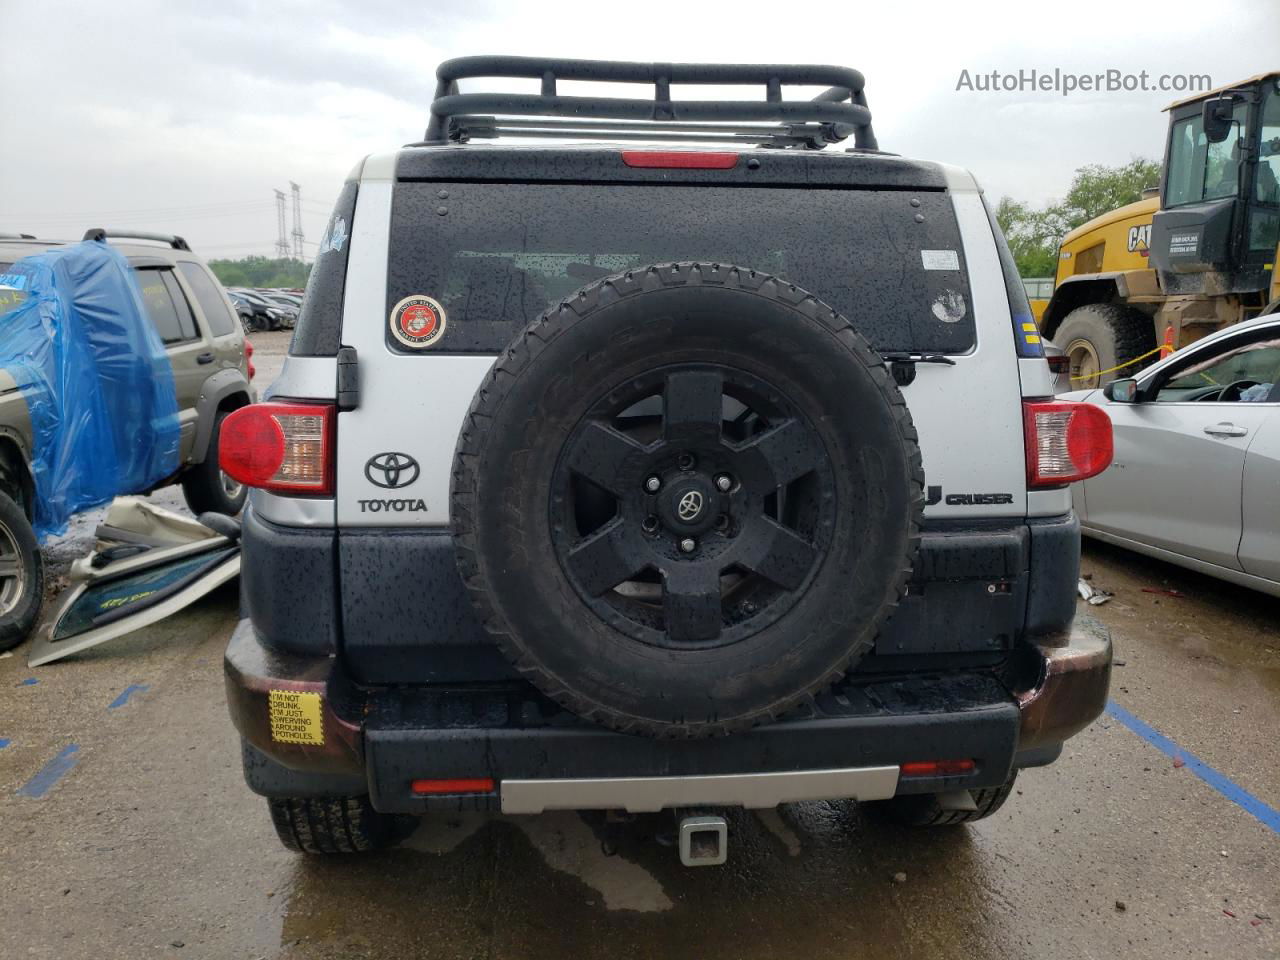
left=26, top=497, right=241, bottom=667
left=220, top=56, right=1117, bottom=864
left=0, top=230, right=255, bottom=650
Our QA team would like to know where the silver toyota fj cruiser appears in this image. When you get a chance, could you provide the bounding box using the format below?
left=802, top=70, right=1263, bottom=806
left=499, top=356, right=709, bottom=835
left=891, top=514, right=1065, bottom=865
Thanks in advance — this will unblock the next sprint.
left=220, top=57, right=1115, bottom=863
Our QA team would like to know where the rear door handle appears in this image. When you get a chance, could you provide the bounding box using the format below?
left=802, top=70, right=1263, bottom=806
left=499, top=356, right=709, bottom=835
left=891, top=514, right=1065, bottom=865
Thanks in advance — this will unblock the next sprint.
left=1204, top=422, right=1248, bottom=437
left=196, top=352, right=215, bottom=364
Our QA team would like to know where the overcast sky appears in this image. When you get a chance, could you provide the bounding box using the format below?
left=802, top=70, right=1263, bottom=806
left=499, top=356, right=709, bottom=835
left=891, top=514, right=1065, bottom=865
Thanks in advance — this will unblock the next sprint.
left=2, top=0, right=1276, bottom=260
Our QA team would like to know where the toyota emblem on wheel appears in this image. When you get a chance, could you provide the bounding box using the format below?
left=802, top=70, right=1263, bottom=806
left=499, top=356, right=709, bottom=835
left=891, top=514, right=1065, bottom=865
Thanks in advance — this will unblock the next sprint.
left=676, top=490, right=704, bottom=522
left=365, top=452, right=420, bottom=489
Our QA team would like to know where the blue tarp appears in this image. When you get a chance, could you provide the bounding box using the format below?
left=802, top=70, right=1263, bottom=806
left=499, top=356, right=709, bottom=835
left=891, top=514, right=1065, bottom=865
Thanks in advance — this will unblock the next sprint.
left=0, top=241, right=179, bottom=539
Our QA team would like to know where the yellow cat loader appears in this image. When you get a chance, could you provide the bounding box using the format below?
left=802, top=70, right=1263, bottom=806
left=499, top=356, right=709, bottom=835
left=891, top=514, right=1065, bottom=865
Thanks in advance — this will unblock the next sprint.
left=1040, top=72, right=1280, bottom=387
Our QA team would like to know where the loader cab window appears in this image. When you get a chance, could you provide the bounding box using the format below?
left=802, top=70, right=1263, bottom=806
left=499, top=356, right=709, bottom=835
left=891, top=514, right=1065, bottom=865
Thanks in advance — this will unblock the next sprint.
left=1249, top=84, right=1280, bottom=254
left=1166, top=101, right=1249, bottom=207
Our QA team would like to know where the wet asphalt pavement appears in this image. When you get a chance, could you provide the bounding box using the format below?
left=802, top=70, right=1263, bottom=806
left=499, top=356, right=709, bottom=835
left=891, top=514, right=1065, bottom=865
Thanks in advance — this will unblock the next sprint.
left=2, top=331, right=1278, bottom=959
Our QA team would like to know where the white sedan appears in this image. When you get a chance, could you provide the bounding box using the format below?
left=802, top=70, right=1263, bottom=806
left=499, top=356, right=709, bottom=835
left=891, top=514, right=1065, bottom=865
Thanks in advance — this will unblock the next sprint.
left=1062, top=313, right=1280, bottom=597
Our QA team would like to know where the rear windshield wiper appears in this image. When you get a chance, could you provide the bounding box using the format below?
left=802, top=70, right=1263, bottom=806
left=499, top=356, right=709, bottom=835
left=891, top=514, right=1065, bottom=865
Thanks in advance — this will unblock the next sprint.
left=881, top=352, right=957, bottom=386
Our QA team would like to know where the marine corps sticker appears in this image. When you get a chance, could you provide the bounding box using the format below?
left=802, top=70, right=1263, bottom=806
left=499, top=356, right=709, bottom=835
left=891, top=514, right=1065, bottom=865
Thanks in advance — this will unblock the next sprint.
left=389, top=295, right=447, bottom=349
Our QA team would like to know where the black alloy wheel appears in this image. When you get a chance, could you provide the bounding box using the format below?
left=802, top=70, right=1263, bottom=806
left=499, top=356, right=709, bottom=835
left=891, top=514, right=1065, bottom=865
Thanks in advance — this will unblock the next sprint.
left=551, top=363, right=835, bottom=647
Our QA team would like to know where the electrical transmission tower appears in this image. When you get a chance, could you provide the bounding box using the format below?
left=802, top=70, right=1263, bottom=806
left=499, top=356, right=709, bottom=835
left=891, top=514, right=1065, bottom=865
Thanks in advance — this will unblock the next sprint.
left=273, top=190, right=290, bottom=258
left=289, top=182, right=305, bottom=261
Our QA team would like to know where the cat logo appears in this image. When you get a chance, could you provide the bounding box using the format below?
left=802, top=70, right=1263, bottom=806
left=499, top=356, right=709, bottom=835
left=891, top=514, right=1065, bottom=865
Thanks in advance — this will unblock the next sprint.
left=1127, top=224, right=1152, bottom=256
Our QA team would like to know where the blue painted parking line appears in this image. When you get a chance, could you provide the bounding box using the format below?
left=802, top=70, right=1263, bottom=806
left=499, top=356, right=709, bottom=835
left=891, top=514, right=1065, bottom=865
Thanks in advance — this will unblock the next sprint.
left=16, top=745, right=82, bottom=799
left=17, top=677, right=37, bottom=686
left=1106, top=702, right=1280, bottom=835
left=107, top=683, right=149, bottom=709
left=0, top=738, right=10, bottom=749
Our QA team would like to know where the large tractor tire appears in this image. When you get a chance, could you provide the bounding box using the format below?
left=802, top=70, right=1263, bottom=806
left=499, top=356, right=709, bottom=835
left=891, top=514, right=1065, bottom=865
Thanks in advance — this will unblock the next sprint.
left=1053, top=303, right=1157, bottom=390
left=451, top=263, right=924, bottom=738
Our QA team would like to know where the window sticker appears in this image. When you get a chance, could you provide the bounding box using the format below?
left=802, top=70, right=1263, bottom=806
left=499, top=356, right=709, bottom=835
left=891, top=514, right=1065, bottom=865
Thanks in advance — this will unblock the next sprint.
left=389, top=294, right=447, bottom=349
left=921, top=249, right=961, bottom=271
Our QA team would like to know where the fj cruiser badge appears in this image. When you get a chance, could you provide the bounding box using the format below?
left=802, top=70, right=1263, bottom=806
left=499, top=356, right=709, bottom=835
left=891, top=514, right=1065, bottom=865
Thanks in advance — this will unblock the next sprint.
left=390, top=295, right=447, bottom=349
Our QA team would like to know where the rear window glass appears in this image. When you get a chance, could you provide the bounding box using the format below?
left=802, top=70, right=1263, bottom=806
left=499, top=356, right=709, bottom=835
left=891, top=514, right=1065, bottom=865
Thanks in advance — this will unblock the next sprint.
left=291, top=180, right=357, bottom=357
left=178, top=261, right=238, bottom=337
left=0, top=287, right=26, bottom=316
left=0, top=264, right=24, bottom=316
left=387, top=183, right=975, bottom=355
left=983, top=196, right=1041, bottom=358
left=134, top=268, right=196, bottom=344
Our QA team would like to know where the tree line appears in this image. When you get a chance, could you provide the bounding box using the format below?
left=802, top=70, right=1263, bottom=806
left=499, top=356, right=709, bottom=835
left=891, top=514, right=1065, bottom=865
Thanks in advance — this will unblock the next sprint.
left=995, top=158, right=1161, bottom=277
left=209, top=256, right=311, bottom=289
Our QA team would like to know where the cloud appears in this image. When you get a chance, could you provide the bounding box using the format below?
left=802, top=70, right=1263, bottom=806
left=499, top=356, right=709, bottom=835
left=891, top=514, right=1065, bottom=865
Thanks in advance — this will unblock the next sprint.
left=1, top=0, right=1275, bottom=257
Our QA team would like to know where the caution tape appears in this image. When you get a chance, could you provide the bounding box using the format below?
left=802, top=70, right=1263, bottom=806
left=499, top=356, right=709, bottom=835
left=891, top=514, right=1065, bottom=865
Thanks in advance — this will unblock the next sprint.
left=1069, top=343, right=1173, bottom=382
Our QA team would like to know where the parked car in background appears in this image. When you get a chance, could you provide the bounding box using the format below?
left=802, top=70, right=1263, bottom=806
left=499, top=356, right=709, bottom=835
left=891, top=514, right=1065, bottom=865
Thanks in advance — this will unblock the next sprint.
left=253, top=291, right=300, bottom=326
left=1064, top=313, right=1280, bottom=596
left=257, top=290, right=302, bottom=312
left=228, top=292, right=259, bottom=332
left=0, top=229, right=255, bottom=650
left=228, top=289, right=288, bottom=331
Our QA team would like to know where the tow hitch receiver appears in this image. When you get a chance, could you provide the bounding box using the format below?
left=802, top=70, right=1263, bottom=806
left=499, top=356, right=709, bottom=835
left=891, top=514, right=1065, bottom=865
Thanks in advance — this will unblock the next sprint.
left=678, top=815, right=728, bottom=867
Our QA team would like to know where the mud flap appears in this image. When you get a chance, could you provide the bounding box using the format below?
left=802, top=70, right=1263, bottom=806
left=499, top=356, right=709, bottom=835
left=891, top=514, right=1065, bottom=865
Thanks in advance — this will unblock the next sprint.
left=27, top=499, right=240, bottom=667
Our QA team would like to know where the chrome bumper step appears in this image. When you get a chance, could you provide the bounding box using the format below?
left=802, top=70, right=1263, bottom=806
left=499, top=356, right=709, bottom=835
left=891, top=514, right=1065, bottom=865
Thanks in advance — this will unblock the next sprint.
left=500, top=765, right=900, bottom=815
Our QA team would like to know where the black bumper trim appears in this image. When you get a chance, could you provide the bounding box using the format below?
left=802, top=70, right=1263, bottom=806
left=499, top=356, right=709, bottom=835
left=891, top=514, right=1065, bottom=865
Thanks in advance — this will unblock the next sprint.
left=361, top=673, right=1019, bottom=813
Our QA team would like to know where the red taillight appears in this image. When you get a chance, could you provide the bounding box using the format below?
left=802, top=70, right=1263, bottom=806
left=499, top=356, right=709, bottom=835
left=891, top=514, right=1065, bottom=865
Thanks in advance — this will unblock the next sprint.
left=410, top=778, right=496, bottom=796
left=244, top=339, right=256, bottom=380
left=900, top=759, right=976, bottom=778
left=1023, top=400, right=1113, bottom=488
left=219, top=401, right=334, bottom=495
left=1046, top=354, right=1070, bottom=375
left=621, top=151, right=738, bottom=169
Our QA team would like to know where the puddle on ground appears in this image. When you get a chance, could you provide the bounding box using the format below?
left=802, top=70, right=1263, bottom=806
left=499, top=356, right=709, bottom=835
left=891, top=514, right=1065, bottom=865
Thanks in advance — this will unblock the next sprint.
left=1081, top=540, right=1280, bottom=695
left=273, top=802, right=1027, bottom=960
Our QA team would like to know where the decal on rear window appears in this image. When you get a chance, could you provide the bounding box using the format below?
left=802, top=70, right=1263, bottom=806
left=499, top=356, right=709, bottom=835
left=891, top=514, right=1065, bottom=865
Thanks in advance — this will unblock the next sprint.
left=389, top=294, right=447, bottom=349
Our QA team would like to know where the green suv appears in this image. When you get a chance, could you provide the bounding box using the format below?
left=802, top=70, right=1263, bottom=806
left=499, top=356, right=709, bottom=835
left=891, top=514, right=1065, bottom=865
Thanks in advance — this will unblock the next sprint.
left=0, top=229, right=255, bottom=650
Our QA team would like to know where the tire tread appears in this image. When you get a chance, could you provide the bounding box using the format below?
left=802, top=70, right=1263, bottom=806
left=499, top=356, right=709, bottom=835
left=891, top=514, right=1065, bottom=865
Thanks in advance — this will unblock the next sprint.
left=872, top=774, right=1018, bottom=827
left=266, top=796, right=408, bottom=854
left=451, top=263, right=923, bottom=739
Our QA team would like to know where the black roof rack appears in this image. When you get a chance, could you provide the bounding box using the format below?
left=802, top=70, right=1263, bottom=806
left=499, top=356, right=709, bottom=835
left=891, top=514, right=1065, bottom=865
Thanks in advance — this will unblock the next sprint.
left=424, top=56, right=877, bottom=151
left=83, top=228, right=190, bottom=251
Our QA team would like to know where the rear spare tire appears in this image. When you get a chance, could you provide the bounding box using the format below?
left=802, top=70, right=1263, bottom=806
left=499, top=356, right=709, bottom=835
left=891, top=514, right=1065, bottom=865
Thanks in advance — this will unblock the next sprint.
left=452, top=263, right=923, bottom=738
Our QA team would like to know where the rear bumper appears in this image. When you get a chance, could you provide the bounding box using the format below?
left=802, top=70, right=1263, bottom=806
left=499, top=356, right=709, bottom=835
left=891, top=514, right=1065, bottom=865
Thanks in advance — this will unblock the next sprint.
left=225, top=616, right=1111, bottom=814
